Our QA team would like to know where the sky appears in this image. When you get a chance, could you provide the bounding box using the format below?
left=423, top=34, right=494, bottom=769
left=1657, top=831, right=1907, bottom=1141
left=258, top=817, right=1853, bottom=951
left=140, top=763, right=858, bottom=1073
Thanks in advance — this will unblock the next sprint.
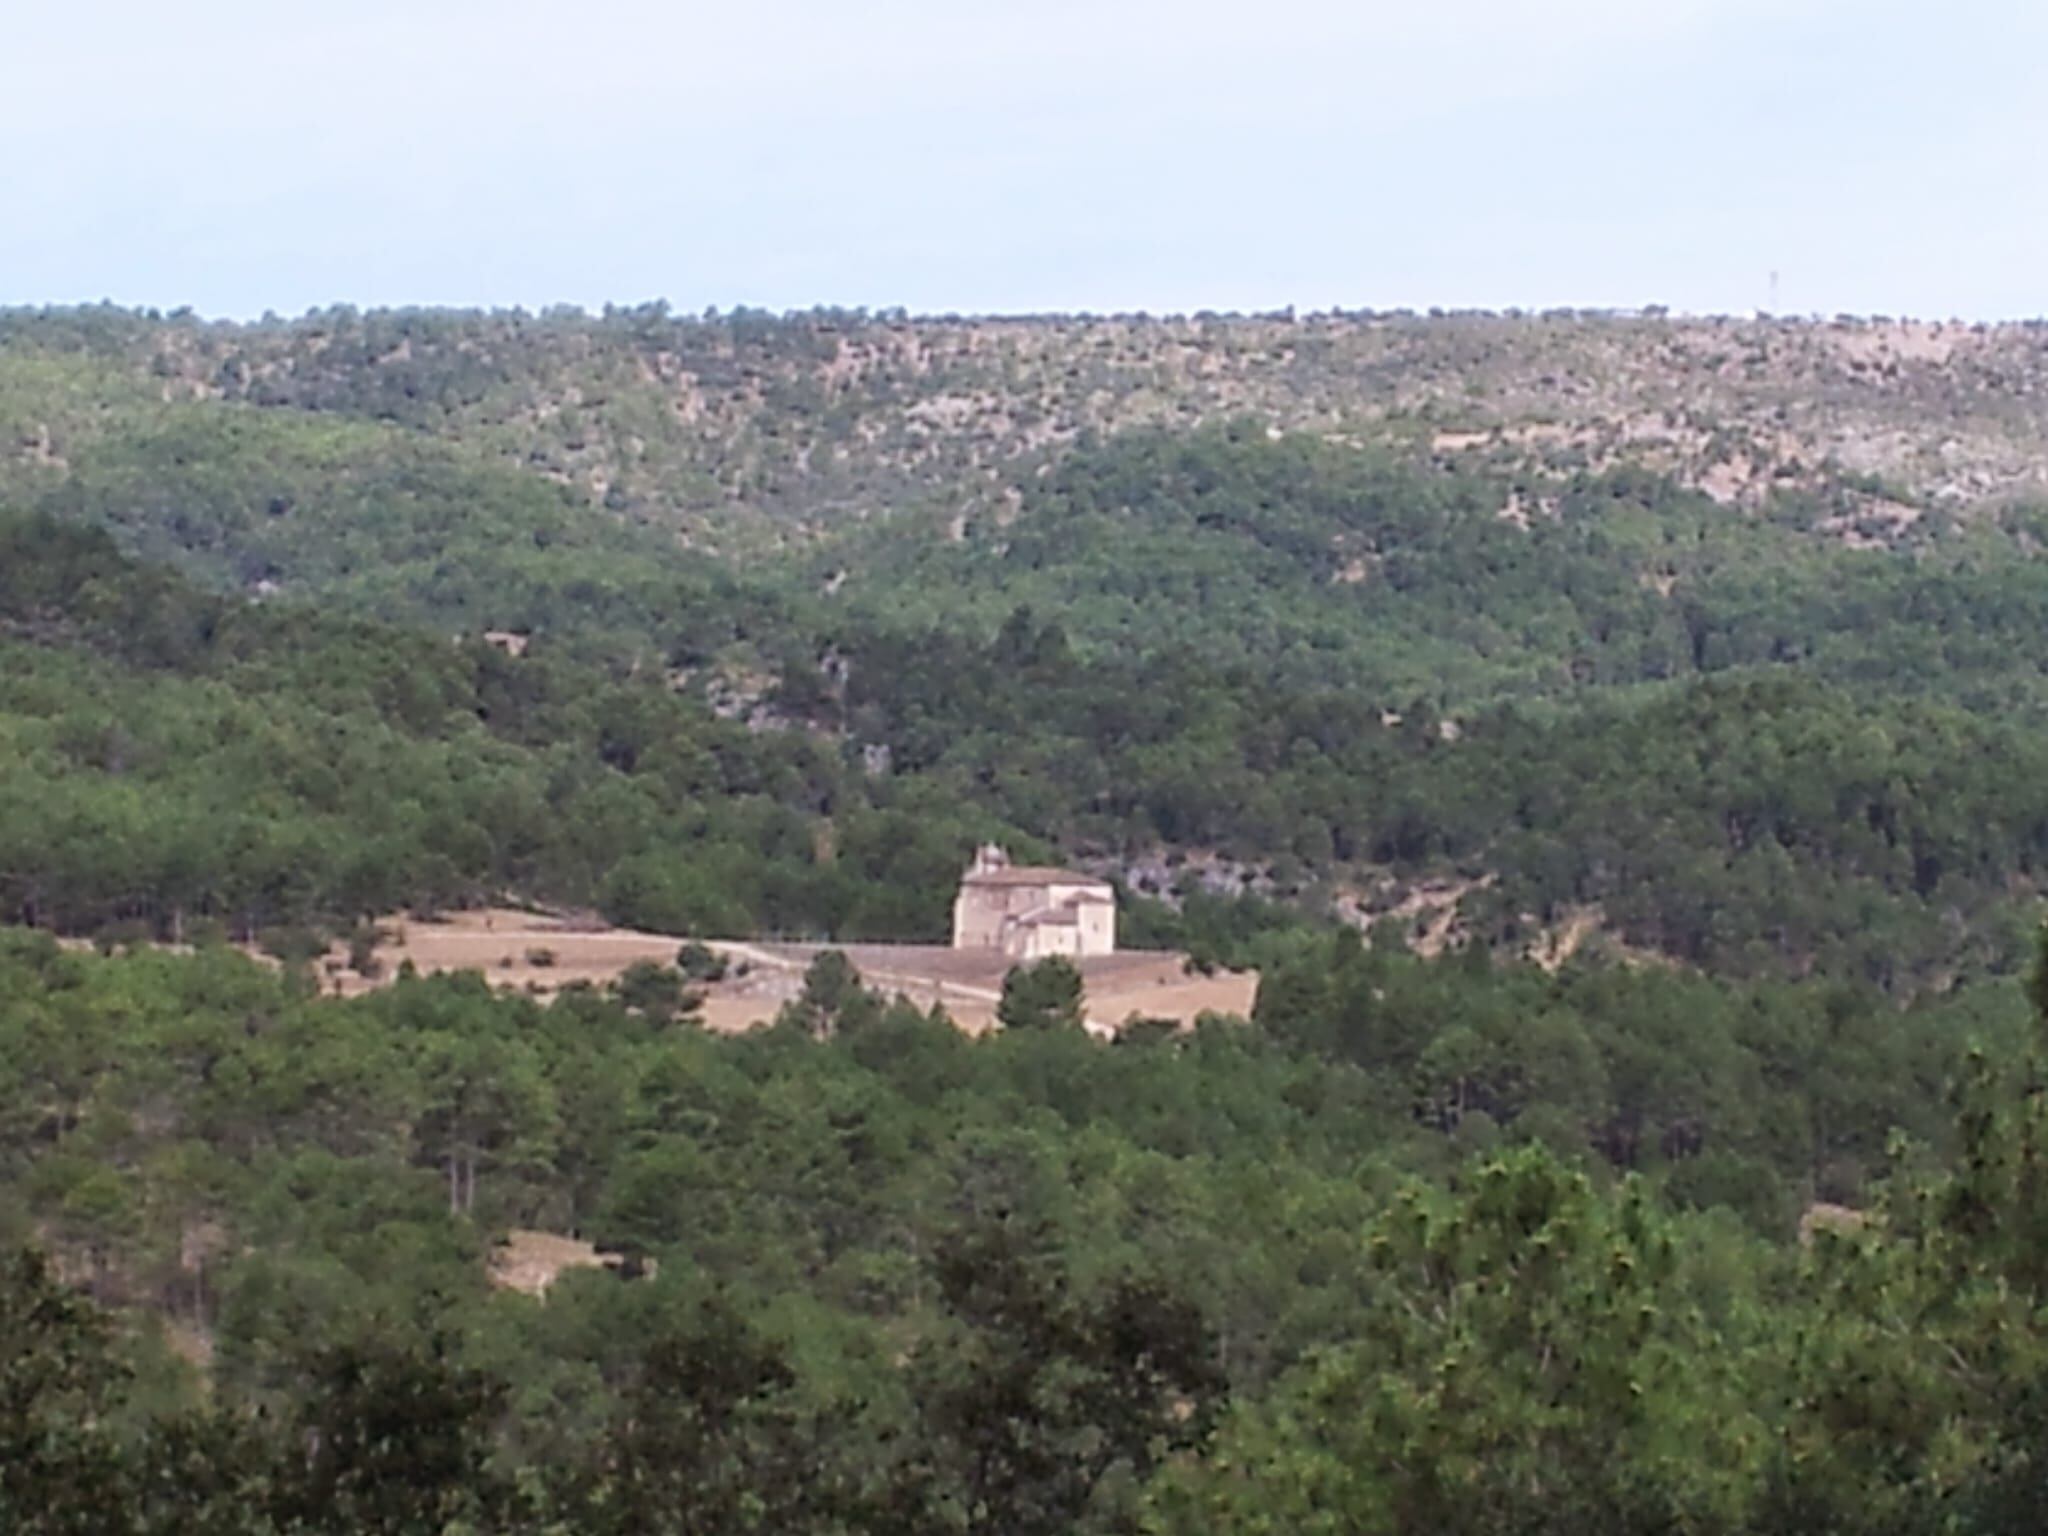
left=5, top=0, right=2044, bottom=321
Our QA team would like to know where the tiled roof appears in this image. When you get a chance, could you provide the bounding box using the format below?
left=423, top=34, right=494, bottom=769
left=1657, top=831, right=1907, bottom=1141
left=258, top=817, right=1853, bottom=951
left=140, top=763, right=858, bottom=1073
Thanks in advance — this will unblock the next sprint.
left=962, top=866, right=1111, bottom=889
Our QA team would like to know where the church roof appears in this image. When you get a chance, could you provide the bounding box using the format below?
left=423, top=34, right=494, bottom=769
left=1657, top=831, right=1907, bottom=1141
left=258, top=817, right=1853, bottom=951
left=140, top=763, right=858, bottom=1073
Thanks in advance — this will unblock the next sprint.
left=961, top=865, right=1112, bottom=891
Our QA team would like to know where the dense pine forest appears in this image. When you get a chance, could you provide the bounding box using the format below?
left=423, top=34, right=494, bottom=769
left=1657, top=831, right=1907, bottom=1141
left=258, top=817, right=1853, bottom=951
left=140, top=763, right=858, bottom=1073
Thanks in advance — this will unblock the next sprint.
left=13, top=303, right=2048, bottom=1531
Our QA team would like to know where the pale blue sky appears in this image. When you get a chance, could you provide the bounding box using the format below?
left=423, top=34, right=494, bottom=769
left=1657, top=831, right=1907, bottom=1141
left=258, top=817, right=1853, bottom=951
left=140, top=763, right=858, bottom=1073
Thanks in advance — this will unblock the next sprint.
left=6, top=0, right=2044, bottom=320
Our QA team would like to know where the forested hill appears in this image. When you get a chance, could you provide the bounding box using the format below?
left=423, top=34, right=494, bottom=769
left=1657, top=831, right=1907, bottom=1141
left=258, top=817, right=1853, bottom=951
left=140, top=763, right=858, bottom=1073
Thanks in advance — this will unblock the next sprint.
left=10, top=305, right=2048, bottom=987
left=25, top=304, right=2048, bottom=1532
left=11, top=304, right=2048, bottom=546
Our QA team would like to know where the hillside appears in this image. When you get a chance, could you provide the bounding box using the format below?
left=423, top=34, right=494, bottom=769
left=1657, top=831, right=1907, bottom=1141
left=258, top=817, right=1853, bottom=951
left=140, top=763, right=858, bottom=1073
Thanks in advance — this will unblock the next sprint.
left=9, top=306, right=2048, bottom=988
left=20, top=305, right=2048, bottom=1533
left=0, top=513, right=1034, bottom=945
left=12, top=306, right=2048, bottom=546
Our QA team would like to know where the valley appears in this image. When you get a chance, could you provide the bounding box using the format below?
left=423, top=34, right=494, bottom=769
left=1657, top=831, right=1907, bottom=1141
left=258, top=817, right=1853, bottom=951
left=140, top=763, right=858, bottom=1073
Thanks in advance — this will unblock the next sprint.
left=11, top=303, right=2048, bottom=1534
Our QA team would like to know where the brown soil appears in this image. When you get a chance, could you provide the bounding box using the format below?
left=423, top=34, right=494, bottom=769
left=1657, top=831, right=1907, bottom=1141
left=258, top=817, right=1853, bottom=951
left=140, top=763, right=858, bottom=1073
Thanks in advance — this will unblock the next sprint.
left=1337, top=876, right=1492, bottom=957
left=488, top=1230, right=627, bottom=1296
left=315, top=909, right=1256, bottom=1037
left=1799, top=1202, right=1870, bottom=1245
left=1529, top=904, right=1603, bottom=970
left=1523, top=902, right=1676, bottom=974
left=743, top=940, right=1255, bottom=1035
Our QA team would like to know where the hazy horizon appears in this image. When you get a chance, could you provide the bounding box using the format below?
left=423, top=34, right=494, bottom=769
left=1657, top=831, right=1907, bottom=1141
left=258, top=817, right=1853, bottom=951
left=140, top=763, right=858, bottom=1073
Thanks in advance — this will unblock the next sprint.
left=8, top=0, right=2045, bottom=322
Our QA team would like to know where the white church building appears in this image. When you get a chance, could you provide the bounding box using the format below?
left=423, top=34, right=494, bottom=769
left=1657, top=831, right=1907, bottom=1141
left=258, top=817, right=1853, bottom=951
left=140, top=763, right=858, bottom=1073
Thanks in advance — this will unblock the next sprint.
left=950, top=845, right=1116, bottom=960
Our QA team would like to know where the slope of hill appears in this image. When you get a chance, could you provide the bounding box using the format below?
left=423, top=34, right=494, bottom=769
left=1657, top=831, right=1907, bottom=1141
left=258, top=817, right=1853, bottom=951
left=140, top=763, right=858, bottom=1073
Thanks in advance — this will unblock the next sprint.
left=0, top=514, right=1026, bottom=944
left=9, top=305, right=2048, bottom=988
left=11, top=305, right=2048, bottom=546
left=22, top=303, right=2048, bottom=1536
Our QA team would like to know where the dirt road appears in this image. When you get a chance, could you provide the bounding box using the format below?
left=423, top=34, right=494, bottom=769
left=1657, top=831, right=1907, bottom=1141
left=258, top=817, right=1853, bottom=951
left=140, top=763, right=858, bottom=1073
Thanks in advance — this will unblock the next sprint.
left=316, top=910, right=1257, bottom=1036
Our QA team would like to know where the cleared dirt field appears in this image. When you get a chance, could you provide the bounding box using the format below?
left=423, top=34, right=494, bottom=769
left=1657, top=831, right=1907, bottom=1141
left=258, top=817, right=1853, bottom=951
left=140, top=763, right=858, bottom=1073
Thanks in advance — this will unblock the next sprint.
left=744, top=940, right=1257, bottom=1035
left=316, top=909, right=1257, bottom=1036
left=488, top=1230, right=628, bottom=1296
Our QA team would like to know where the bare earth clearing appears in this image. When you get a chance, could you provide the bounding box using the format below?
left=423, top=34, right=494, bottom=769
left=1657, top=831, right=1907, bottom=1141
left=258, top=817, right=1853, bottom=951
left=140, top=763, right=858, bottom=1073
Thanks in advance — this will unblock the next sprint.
left=488, top=1230, right=630, bottom=1297
left=319, top=909, right=1257, bottom=1037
